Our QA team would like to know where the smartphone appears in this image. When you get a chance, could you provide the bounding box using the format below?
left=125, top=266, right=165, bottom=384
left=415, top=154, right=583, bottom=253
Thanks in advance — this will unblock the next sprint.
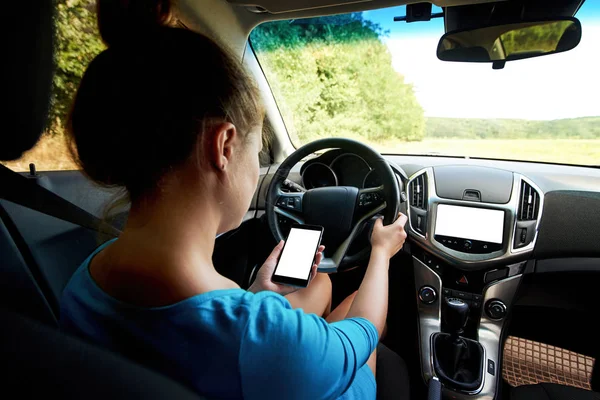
left=271, top=224, right=324, bottom=288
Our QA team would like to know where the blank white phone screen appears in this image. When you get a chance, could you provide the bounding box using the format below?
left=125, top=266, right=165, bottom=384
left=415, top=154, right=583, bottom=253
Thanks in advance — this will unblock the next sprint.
left=275, top=228, right=321, bottom=280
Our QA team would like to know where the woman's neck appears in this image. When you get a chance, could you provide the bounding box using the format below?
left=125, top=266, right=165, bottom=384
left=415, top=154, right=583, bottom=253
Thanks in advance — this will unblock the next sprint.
left=125, top=188, right=220, bottom=262
left=90, top=180, right=239, bottom=306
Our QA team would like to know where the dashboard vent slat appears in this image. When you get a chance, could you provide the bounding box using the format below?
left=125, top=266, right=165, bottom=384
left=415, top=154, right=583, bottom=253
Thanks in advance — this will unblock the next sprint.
left=409, top=173, right=427, bottom=210
left=518, top=180, right=539, bottom=221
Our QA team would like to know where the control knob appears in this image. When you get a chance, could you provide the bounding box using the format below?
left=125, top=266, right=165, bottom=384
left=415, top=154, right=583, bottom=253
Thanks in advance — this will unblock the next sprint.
left=485, top=299, right=507, bottom=320
left=419, top=286, right=437, bottom=304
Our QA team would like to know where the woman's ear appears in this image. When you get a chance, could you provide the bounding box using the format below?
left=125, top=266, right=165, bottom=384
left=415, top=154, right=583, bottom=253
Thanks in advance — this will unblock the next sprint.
left=208, top=122, right=237, bottom=171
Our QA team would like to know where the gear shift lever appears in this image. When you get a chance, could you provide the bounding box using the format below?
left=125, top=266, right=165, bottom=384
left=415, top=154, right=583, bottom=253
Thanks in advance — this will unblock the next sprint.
left=432, top=297, right=484, bottom=392
left=443, top=297, right=469, bottom=339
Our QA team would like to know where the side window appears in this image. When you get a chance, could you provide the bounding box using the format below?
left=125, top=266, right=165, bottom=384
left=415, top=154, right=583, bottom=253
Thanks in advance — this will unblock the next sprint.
left=1, top=0, right=104, bottom=172
left=260, top=119, right=275, bottom=167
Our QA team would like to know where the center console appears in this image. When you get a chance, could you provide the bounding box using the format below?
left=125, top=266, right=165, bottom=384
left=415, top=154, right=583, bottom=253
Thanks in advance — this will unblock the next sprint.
left=407, top=166, right=544, bottom=400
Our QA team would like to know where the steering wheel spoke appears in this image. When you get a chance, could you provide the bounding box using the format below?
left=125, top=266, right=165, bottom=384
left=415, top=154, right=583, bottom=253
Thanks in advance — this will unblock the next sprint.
left=274, top=192, right=304, bottom=224
left=356, top=185, right=386, bottom=218
left=318, top=200, right=386, bottom=273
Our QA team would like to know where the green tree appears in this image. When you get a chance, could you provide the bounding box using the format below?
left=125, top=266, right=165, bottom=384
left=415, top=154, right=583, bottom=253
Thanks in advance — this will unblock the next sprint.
left=425, top=117, right=600, bottom=139
left=501, top=21, right=574, bottom=55
left=251, top=14, right=383, bottom=52
left=50, top=0, right=104, bottom=135
left=251, top=13, right=425, bottom=144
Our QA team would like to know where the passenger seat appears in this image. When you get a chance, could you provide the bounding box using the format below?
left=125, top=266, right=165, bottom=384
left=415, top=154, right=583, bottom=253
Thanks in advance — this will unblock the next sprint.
left=0, top=188, right=115, bottom=325
left=1, top=307, right=204, bottom=399
left=0, top=214, right=57, bottom=325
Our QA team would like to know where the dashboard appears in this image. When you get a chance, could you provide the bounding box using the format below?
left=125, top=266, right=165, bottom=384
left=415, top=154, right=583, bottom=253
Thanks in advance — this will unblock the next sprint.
left=299, top=151, right=542, bottom=269
left=256, top=149, right=600, bottom=400
left=300, top=149, right=386, bottom=189
left=406, top=165, right=543, bottom=269
left=260, top=150, right=600, bottom=270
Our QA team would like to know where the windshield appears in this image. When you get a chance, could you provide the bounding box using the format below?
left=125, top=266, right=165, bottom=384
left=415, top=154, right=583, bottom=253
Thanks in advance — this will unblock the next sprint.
left=250, top=2, right=600, bottom=166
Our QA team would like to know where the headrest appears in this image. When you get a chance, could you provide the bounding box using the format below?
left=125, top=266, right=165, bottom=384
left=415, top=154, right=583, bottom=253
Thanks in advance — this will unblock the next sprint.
left=1, top=1, right=54, bottom=161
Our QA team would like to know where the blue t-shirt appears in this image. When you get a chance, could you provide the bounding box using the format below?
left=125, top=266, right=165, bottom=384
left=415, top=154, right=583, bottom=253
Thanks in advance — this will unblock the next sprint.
left=60, top=240, right=378, bottom=399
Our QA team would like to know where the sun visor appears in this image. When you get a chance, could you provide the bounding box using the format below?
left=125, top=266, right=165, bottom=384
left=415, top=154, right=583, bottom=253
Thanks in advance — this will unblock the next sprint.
left=444, top=0, right=581, bottom=32
left=228, top=0, right=502, bottom=15
left=228, top=0, right=374, bottom=14
left=1, top=1, right=54, bottom=161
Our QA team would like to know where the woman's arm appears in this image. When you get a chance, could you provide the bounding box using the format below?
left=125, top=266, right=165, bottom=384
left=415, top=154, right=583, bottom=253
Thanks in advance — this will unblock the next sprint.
left=345, top=213, right=408, bottom=338
left=239, top=294, right=378, bottom=400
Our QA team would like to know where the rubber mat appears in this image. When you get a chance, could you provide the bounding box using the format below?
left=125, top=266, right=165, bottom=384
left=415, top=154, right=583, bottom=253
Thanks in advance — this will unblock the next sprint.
left=503, top=336, right=595, bottom=390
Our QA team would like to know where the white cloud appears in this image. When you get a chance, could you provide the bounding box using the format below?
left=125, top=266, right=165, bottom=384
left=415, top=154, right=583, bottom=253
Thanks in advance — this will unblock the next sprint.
left=385, top=26, right=600, bottom=120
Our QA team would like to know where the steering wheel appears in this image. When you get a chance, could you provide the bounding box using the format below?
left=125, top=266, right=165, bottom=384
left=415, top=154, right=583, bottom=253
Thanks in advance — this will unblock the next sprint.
left=266, top=138, right=401, bottom=273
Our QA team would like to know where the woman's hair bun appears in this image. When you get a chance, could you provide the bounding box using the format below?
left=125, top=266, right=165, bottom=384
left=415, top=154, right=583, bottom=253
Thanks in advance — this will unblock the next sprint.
left=97, top=0, right=174, bottom=47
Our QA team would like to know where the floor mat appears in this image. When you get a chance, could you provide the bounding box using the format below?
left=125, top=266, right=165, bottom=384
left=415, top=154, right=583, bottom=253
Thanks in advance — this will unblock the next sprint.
left=503, top=336, right=595, bottom=390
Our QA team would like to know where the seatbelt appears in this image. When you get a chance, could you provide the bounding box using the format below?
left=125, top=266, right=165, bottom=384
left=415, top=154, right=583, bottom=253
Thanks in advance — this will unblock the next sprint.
left=0, top=164, right=121, bottom=237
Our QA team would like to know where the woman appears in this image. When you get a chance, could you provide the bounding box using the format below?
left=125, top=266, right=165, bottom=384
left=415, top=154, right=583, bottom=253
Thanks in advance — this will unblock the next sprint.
left=60, top=1, right=408, bottom=399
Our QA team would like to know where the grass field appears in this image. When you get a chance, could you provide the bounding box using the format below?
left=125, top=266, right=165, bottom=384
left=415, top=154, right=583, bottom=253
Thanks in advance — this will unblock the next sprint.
left=374, top=139, right=600, bottom=166
left=2, top=136, right=599, bottom=172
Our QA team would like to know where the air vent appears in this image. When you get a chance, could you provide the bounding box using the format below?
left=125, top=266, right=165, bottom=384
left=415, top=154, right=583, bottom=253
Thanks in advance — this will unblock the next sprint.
left=410, top=173, right=427, bottom=210
left=517, top=180, right=540, bottom=221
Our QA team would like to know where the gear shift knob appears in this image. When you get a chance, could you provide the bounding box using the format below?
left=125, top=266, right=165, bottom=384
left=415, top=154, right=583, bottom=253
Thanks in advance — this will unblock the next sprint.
left=443, top=297, right=469, bottom=337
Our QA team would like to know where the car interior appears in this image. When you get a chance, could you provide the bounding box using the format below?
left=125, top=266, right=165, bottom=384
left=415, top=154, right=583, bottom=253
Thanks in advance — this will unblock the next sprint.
left=1, top=0, right=600, bottom=399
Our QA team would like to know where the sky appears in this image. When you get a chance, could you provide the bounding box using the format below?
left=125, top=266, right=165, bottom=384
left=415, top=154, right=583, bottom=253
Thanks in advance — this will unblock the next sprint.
left=363, top=2, right=600, bottom=120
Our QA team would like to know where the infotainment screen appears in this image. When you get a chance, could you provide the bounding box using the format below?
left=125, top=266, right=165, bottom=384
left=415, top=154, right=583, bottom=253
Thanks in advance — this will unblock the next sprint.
left=434, top=204, right=505, bottom=253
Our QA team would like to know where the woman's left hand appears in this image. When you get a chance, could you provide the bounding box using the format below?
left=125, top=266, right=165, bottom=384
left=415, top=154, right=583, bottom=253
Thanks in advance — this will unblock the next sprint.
left=248, top=241, right=325, bottom=296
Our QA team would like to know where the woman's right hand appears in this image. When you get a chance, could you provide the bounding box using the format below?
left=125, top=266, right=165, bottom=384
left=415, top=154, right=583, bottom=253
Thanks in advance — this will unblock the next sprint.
left=346, top=212, right=408, bottom=339
left=370, top=212, right=408, bottom=259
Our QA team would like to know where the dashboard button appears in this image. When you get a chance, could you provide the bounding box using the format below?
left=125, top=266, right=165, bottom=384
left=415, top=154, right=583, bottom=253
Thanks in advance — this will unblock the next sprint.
left=452, top=290, right=472, bottom=300
left=463, top=240, right=472, bottom=250
left=487, top=359, right=496, bottom=376
left=442, top=288, right=452, bottom=297
left=472, top=294, right=483, bottom=302
left=422, top=253, right=434, bottom=268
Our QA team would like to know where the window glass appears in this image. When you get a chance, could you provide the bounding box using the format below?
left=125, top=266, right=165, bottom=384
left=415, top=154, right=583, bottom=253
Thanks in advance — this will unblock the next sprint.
left=2, top=0, right=104, bottom=171
left=250, top=3, right=600, bottom=166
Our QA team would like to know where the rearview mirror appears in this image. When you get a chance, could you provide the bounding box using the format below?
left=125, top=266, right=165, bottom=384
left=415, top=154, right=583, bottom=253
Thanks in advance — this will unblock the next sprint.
left=437, top=17, right=581, bottom=66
